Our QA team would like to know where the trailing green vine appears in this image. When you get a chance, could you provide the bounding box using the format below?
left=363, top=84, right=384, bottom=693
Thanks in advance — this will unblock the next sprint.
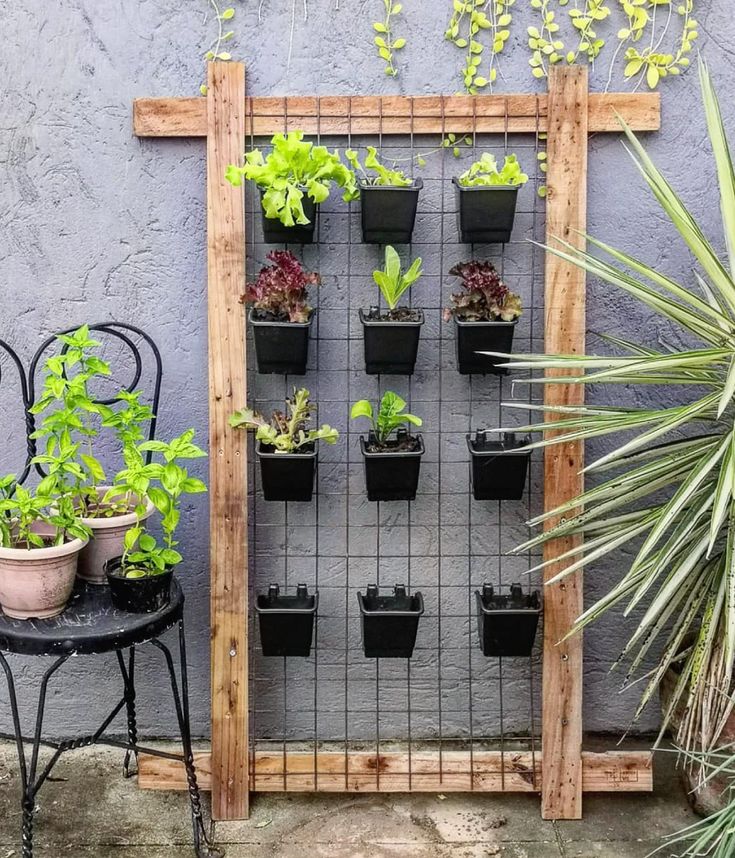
left=566, top=0, right=611, bottom=64
left=200, top=1, right=236, bottom=95
left=445, top=0, right=515, bottom=94
left=373, top=0, right=406, bottom=77
left=527, top=0, right=564, bottom=79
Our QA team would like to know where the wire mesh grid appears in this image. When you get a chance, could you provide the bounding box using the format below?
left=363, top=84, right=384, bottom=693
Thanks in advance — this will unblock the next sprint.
left=244, top=97, right=546, bottom=792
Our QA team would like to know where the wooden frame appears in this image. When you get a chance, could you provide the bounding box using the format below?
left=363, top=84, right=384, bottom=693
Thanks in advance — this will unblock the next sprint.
left=132, top=64, right=660, bottom=821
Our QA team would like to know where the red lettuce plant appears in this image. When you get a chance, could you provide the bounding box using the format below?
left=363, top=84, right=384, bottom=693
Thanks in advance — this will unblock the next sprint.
left=242, top=251, right=320, bottom=323
left=443, top=260, right=522, bottom=322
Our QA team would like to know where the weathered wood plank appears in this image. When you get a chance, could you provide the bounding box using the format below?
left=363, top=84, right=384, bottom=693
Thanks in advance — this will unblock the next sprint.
left=541, top=66, right=589, bottom=821
left=133, top=92, right=659, bottom=138
left=206, top=61, right=249, bottom=821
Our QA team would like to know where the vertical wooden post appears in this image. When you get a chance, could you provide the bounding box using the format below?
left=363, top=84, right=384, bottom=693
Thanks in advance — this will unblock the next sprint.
left=207, top=61, right=249, bottom=821
left=541, top=66, right=588, bottom=821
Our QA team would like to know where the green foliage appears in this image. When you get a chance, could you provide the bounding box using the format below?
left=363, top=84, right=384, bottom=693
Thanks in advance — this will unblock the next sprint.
left=372, top=246, right=423, bottom=311
left=527, top=0, right=564, bottom=78
left=200, top=1, right=237, bottom=95
left=225, top=131, right=359, bottom=227
left=445, top=0, right=514, bottom=94
left=373, top=0, right=406, bottom=77
left=345, top=147, right=412, bottom=187
left=230, top=388, right=339, bottom=453
left=350, top=392, right=422, bottom=446
left=457, top=153, right=529, bottom=187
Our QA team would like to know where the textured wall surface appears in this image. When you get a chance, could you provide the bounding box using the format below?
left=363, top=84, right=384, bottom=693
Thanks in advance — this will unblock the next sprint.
left=1, top=0, right=733, bottom=740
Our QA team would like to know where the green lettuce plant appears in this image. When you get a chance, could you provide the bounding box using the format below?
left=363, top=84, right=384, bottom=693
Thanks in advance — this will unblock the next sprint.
left=372, top=246, right=423, bottom=312
left=350, top=392, right=422, bottom=446
left=230, top=388, right=338, bottom=452
left=457, top=153, right=529, bottom=187
left=345, top=146, right=412, bottom=187
left=225, top=131, right=359, bottom=227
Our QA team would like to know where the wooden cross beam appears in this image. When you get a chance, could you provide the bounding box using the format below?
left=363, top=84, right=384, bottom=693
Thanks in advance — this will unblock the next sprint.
left=132, top=63, right=659, bottom=822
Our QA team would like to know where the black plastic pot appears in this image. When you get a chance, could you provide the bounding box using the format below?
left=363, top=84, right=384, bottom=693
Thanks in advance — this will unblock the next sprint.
left=467, top=431, right=530, bottom=501
left=359, top=179, right=422, bottom=244
left=359, top=308, right=424, bottom=375
left=476, top=583, right=541, bottom=657
left=105, top=557, right=173, bottom=614
left=358, top=584, right=424, bottom=658
left=256, top=583, right=318, bottom=657
left=359, top=430, right=424, bottom=501
left=260, top=190, right=317, bottom=244
left=454, top=317, right=517, bottom=375
left=453, top=179, right=520, bottom=244
left=249, top=309, right=313, bottom=375
left=257, top=442, right=316, bottom=502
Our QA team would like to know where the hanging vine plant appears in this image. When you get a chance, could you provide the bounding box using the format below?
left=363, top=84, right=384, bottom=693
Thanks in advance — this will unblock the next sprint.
left=200, top=1, right=236, bottom=94
left=445, top=0, right=515, bottom=94
left=373, top=0, right=407, bottom=77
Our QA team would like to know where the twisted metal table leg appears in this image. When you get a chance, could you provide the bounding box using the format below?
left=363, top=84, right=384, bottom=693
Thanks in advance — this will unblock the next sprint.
left=117, top=647, right=138, bottom=778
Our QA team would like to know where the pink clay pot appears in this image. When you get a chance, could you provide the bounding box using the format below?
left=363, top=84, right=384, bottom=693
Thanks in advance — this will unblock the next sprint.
left=0, top=536, right=88, bottom=620
left=77, top=488, right=155, bottom=584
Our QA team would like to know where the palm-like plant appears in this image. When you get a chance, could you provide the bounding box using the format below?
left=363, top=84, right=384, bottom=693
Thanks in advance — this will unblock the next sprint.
left=497, top=62, right=735, bottom=758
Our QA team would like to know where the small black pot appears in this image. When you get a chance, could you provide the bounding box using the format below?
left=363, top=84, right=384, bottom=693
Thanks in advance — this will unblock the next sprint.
left=358, top=584, right=424, bottom=658
left=467, top=432, right=530, bottom=501
left=453, top=179, right=520, bottom=244
left=360, top=308, right=424, bottom=375
left=454, top=317, right=517, bottom=375
left=359, top=179, right=422, bottom=244
left=249, top=309, right=313, bottom=375
left=105, top=557, right=173, bottom=614
left=476, top=583, right=541, bottom=657
left=257, top=442, right=316, bottom=502
left=256, top=583, right=318, bottom=657
left=359, top=431, right=424, bottom=501
left=260, top=190, right=317, bottom=244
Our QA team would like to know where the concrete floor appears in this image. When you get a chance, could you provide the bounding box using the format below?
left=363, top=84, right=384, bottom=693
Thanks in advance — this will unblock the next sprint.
left=0, top=741, right=698, bottom=858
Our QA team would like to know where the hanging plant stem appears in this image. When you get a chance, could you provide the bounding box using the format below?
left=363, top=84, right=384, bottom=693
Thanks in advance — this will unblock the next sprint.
left=200, top=0, right=236, bottom=95
left=373, top=0, right=406, bottom=78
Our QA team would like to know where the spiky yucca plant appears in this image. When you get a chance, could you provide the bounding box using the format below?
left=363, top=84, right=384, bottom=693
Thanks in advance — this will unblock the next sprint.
left=496, top=62, right=735, bottom=759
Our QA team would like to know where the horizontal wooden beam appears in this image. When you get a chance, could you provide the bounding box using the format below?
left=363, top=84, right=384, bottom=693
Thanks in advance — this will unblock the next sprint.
left=138, top=748, right=652, bottom=794
left=133, top=92, right=660, bottom=138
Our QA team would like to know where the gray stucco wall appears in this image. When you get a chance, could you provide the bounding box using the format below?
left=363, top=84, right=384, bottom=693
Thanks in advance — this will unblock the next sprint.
left=0, top=0, right=733, bottom=741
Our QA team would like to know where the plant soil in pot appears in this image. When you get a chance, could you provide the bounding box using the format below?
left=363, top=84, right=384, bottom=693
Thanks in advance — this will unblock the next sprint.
left=261, top=191, right=317, bottom=244
left=468, top=431, right=530, bottom=501
left=476, top=583, right=541, bottom=657
left=250, top=309, right=313, bottom=375
left=77, top=487, right=155, bottom=585
left=360, top=307, right=424, bottom=375
left=105, top=556, right=173, bottom=614
left=0, top=535, right=88, bottom=620
left=358, top=584, right=424, bottom=658
left=359, top=179, right=422, bottom=244
left=256, top=583, right=318, bottom=656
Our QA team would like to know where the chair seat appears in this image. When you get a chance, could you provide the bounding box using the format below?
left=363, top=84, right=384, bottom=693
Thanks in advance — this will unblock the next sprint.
left=0, top=578, right=184, bottom=656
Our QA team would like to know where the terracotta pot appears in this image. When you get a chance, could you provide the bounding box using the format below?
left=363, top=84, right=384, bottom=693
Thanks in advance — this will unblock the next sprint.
left=77, top=488, right=155, bottom=584
left=0, top=536, right=88, bottom=619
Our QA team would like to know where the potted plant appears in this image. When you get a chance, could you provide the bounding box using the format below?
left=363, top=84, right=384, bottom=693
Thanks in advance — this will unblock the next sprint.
left=225, top=130, right=359, bottom=244
left=444, top=259, right=522, bottom=375
left=350, top=392, right=423, bottom=501
left=104, top=430, right=208, bottom=613
left=255, top=583, right=318, bottom=657
left=452, top=153, right=528, bottom=243
left=346, top=147, right=422, bottom=244
left=230, top=388, right=338, bottom=502
left=243, top=251, right=320, bottom=375
left=475, top=583, right=541, bottom=657
left=360, top=245, right=424, bottom=375
left=467, top=431, right=530, bottom=500
left=358, top=584, right=424, bottom=658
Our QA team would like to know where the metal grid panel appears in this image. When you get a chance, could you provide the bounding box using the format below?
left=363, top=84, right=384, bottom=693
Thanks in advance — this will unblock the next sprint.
left=244, top=100, right=545, bottom=791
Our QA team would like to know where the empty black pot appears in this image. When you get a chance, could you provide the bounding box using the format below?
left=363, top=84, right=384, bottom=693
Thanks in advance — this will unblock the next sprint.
left=260, top=190, right=317, bottom=244
left=359, top=431, right=424, bottom=501
left=476, top=583, right=541, bottom=657
left=256, top=583, right=318, bottom=657
left=453, top=179, right=520, bottom=244
left=249, top=309, right=313, bottom=375
left=257, top=442, right=316, bottom=502
left=360, top=308, right=424, bottom=375
left=467, top=431, right=530, bottom=500
left=358, top=584, right=424, bottom=658
left=454, top=317, right=517, bottom=375
left=359, top=179, right=422, bottom=244
left=105, top=557, right=173, bottom=614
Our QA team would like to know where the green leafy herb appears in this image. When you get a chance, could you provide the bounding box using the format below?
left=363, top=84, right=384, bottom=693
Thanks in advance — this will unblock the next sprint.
left=345, top=146, right=412, bottom=187
left=350, top=392, right=422, bottom=446
left=372, top=245, right=423, bottom=311
left=457, top=153, right=529, bottom=187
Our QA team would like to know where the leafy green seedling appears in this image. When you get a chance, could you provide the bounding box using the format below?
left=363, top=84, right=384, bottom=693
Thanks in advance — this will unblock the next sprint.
left=230, top=388, right=338, bottom=453
left=457, top=153, right=529, bottom=187
left=372, top=246, right=423, bottom=311
left=345, top=147, right=412, bottom=187
left=350, top=392, right=422, bottom=446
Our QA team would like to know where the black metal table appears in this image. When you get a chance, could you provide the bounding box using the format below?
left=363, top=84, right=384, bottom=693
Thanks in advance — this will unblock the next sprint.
left=0, top=579, right=221, bottom=858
